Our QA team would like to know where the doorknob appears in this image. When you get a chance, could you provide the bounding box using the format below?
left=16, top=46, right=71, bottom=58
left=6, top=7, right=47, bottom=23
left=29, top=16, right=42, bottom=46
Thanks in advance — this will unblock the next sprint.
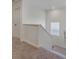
left=14, top=24, right=17, bottom=26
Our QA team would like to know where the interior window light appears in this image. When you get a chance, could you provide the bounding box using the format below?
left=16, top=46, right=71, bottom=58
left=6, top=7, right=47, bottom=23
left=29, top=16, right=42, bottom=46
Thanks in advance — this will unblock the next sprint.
left=50, top=22, right=60, bottom=36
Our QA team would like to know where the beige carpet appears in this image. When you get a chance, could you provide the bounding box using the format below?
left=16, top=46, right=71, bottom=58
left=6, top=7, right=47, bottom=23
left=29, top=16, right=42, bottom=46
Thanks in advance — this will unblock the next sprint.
left=12, top=37, right=64, bottom=59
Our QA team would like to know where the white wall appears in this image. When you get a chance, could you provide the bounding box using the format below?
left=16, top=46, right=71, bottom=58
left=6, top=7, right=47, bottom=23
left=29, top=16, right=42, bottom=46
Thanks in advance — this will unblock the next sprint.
left=21, top=24, right=39, bottom=47
left=22, top=0, right=45, bottom=28
left=46, top=8, right=66, bottom=48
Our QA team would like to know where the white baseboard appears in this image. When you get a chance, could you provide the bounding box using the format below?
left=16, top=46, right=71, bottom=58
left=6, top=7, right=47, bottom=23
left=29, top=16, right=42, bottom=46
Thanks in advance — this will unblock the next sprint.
left=12, top=36, right=20, bottom=39
left=21, top=39, right=40, bottom=48
left=41, top=47, right=66, bottom=59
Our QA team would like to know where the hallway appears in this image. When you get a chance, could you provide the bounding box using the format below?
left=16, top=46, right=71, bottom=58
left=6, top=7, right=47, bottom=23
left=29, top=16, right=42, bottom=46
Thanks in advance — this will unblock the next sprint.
left=12, top=0, right=66, bottom=59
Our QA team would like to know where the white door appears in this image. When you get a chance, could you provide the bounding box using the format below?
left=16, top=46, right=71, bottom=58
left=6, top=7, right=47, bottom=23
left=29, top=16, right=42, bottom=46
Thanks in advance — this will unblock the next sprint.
left=12, top=7, right=21, bottom=38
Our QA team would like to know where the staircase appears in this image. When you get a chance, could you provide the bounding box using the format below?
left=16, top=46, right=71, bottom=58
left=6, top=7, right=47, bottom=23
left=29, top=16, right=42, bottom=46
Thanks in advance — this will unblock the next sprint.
left=21, top=24, right=53, bottom=50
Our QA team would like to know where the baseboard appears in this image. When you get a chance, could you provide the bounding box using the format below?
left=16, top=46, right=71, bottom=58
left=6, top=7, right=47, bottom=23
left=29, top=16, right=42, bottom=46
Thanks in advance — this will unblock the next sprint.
left=12, top=36, right=20, bottom=40
left=41, top=47, right=66, bottom=59
left=21, top=39, right=40, bottom=48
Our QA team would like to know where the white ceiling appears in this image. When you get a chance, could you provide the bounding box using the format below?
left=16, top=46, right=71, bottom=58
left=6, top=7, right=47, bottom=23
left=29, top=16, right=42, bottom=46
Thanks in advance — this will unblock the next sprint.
left=13, top=0, right=66, bottom=10
left=28, top=0, right=66, bottom=10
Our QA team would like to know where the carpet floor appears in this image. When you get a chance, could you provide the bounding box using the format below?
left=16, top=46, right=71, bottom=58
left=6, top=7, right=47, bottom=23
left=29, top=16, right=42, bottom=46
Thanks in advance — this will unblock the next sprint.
left=12, top=37, right=65, bottom=59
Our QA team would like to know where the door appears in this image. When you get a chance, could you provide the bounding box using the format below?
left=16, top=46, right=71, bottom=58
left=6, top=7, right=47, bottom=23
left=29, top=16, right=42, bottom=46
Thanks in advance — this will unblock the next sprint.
left=12, top=7, right=21, bottom=38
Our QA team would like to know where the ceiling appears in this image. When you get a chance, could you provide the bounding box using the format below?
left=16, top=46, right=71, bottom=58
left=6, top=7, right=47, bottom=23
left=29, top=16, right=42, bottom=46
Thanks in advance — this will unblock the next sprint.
left=13, top=0, right=66, bottom=10
left=28, top=0, right=66, bottom=10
